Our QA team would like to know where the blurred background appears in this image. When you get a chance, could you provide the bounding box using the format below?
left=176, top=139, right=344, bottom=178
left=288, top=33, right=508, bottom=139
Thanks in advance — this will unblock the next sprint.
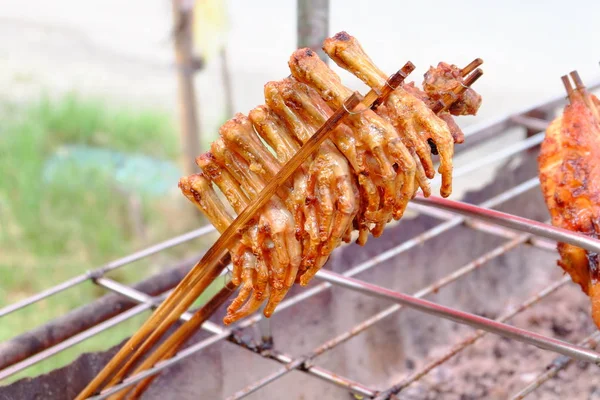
left=1, top=0, right=600, bottom=384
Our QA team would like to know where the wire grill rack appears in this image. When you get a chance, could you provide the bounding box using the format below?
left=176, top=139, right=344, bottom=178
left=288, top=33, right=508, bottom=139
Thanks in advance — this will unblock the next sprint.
left=2, top=82, right=600, bottom=399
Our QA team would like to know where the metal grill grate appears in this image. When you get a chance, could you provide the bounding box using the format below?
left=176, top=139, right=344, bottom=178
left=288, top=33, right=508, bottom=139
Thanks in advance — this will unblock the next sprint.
left=2, top=82, right=600, bottom=399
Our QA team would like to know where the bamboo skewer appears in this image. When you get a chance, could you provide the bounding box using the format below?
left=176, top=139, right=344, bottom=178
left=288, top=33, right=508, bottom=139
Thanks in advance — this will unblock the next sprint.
left=563, top=71, right=600, bottom=123
left=76, top=63, right=415, bottom=400
left=77, top=66, right=409, bottom=399
left=115, top=64, right=416, bottom=399
left=562, top=75, right=575, bottom=102
left=77, top=93, right=359, bottom=398
left=75, top=254, right=231, bottom=399
left=79, top=59, right=484, bottom=398
left=123, top=63, right=483, bottom=399
left=117, top=281, right=238, bottom=400
left=118, top=63, right=425, bottom=400
left=101, top=251, right=227, bottom=390
left=371, top=61, right=415, bottom=109
left=570, top=70, right=600, bottom=122
left=432, top=68, right=483, bottom=113
left=460, top=58, right=483, bottom=77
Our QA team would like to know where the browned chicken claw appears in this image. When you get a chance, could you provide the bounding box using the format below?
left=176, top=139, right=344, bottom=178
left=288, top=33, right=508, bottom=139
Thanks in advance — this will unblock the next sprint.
left=179, top=32, right=483, bottom=324
left=423, top=61, right=482, bottom=117
left=288, top=47, right=416, bottom=227
left=322, top=31, right=455, bottom=197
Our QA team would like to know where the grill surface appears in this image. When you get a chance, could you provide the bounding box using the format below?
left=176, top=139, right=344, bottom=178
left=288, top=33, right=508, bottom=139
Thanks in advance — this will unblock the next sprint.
left=1, top=82, right=600, bottom=399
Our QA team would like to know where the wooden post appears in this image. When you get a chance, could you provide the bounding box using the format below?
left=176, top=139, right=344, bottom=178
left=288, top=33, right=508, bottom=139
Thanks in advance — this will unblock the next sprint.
left=297, top=0, right=330, bottom=63
left=220, top=46, right=234, bottom=118
left=172, top=0, right=201, bottom=176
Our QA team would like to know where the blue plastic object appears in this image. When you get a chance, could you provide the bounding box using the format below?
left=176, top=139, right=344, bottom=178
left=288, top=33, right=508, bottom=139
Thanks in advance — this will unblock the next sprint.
left=43, top=145, right=182, bottom=197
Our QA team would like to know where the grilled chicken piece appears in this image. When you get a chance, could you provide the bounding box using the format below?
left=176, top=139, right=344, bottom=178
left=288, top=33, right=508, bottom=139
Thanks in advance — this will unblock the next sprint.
left=538, top=73, right=600, bottom=329
left=178, top=32, right=483, bottom=325
left=288, top=47, right=417, bottom=230
left=423, top=61, right=483, bottom=117
left=403, top=82, right=466, bottom=145
left=323, top=32, right=458, bottom=197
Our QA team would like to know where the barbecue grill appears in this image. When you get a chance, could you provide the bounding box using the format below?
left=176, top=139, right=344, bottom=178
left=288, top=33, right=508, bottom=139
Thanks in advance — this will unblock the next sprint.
left=1, top=79, right=600, bottom=399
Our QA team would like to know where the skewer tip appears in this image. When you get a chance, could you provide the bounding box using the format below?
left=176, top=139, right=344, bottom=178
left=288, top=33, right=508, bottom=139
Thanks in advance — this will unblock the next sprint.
left=561, top=75, right=573, bottom=92
left=370, top=61, right=415, bottom=109
left=403, top=61, right=416, bottom=75
left=568, top=70, right=600, bottom=119
left=431, top=68, right=483, bottom=114
left=569, top=70, right=586, bottom=90
left=460, top=58, right=484, bottom=77
left=561, top=75, right=575, bottom=104
left=463, top=68, right=484, bottom=88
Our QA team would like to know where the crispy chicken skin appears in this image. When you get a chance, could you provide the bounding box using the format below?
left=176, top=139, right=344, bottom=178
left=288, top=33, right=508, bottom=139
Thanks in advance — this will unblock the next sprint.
left=538, top=85, right=600, bottom=329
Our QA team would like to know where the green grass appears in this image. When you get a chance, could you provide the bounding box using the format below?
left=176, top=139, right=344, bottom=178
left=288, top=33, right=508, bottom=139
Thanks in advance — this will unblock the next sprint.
left=0, top=93, right=210, bottom=383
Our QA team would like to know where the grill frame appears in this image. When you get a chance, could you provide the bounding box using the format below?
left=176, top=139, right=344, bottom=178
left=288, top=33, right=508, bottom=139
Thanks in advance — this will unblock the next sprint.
left=2, top=82, right=600, bottom=399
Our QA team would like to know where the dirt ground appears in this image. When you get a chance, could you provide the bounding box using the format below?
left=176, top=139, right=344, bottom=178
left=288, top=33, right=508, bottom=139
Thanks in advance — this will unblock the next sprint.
left=403, top=286, right=600, bottom=400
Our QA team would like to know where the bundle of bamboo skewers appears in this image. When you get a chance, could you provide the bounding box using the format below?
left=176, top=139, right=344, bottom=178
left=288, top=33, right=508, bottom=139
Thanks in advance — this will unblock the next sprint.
left=76, top=32, right=483, bottom=399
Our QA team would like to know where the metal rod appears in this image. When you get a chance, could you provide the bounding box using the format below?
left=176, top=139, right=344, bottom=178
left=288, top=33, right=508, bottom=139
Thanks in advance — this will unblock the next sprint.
left=2, top=270, right=371, bottom=397
left=0, top=274, right=90, bottom=319
left=511, top=330, right=600, bottom=400
left=0, top=166, right=541, bottom=391
left=0, top=303, right=153, bottom=381
left=226, top=357, right=306, bottom=400
left=228, top=232, right=534, bottom=399
left=457, top=79, right=600, bottom=152
left=0, top=225, right=215, bottom=318
left=332, top=178, right=539, bottom=281
left=318, top=270, right=600, bottom=365
left=0, top=275, right=230, bottom=382
left=88, top=305, right=376, bottom=399
left=412, top=194, right=600, bottom=254
left=7, top=84, right=599, bottom=395
left=463, top=219, right=557, bottom=252
left=376, top=276, right=572, bottom=399
left=93, top=277, right=222, bottom=335
left=0, top=256, right=201, bottom=371
left=268, top=351, right=376, bottom=397
left=77, top=285, right=374, bottom=398
left=408, top=202, right=556, bottom=252
left=87, top=328, right=231, bottom=399
left=431, top=132, right=543, bottom=188
left=0, top=275, right=231, bottom=380
left=0, top=114, right=544, bottom=321
left=510, top=115, right=550, bottom=132
left=257, top=306, right=273, bottom=349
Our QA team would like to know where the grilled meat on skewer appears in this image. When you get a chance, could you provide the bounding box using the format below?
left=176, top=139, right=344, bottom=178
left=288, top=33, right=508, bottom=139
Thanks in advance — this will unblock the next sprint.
left=322, top=31, right=482, bottom=197
left=179, top=32, right=483, bottom=324
left=538, top=72, right=600, bottom=329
